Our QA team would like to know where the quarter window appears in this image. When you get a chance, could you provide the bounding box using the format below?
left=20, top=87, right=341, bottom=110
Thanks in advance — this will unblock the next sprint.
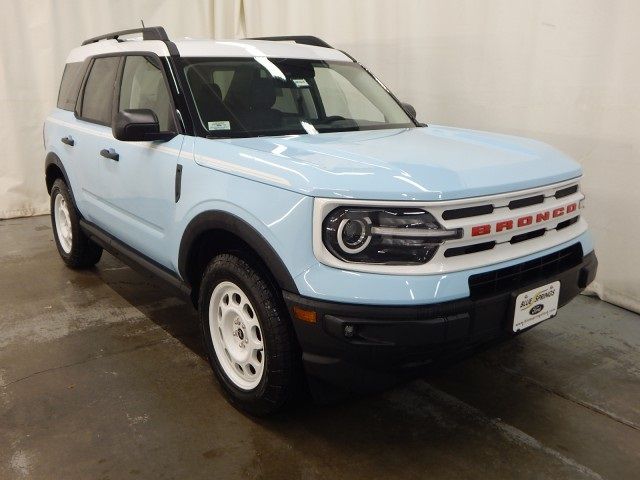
left=118, top=56, right=175, bottom=131
left=80, top=56, right=120, bottom=124
left=57, top=62, right=85, bottom=111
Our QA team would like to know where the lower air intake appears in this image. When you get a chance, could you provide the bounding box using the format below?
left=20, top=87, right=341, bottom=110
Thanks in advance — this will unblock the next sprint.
left=468, top=243, right=583, bottom=299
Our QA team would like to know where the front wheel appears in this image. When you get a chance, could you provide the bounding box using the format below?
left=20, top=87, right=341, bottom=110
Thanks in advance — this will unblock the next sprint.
left=198, top=254, right=302, bottom=415
left=50, top=179, right=102, bottom=268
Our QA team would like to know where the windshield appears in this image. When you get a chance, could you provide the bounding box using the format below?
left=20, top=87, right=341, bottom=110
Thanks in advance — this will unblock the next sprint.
left=182, top=57, right=415, bottom=138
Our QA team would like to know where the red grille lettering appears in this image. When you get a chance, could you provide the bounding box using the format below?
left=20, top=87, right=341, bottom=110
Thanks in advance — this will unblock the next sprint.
left=470, top=201, right=581, bottom=237
left=517, top=216, right=533, bottom=227
left=496, top=220, right=513, bottom=232
left=472, top=225, right=491, bottom=236
left=536, top=211, right=550, bottom=223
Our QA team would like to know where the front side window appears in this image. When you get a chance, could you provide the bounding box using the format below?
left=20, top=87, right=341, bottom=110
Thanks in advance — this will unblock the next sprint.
left=118, top=56, right=175, bottom=131
left=183, top=57, right=414, bottom=138
left=80, top=56, right=120, bottom=124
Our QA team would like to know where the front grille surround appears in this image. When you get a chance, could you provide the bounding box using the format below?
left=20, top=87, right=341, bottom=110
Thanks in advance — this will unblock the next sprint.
left=313, top=179, right=586, bottom=276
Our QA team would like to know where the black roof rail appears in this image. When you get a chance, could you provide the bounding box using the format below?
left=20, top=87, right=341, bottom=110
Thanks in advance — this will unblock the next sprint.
left=82, top=26, right=169, bottom=46
left=245, top=35, right=332, bottom=49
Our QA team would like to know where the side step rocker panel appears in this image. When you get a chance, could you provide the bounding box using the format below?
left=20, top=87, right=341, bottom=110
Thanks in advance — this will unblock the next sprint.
left=80, top=219, right=191, bottom=300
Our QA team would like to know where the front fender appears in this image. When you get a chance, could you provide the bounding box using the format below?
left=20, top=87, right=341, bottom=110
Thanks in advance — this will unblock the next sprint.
left=178, top=209, right=301, bottom=293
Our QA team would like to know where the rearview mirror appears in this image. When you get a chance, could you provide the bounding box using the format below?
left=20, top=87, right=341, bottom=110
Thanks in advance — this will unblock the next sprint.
left=401, top=102, right=417, bottom=119
left=113, top=109, right=176, bottom=142
left=276, top=58, right=316, bottom=79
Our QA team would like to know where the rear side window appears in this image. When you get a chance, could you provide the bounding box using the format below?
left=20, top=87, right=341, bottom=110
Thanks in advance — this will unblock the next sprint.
left=80, top=56, right=120, bottom=124
left=57, top=62, right=85, bottom=111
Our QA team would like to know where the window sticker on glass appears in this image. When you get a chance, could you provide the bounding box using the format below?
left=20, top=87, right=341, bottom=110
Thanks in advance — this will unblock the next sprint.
left=208, top=120, right=231, bottom=130
left=292, top=79, right=309, bottom=88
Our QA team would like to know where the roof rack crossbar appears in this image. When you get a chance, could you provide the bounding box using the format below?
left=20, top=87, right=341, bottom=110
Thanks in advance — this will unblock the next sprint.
left=82, top=26, right=169, bottom=46
left=245, top=35, right=332, bottom=49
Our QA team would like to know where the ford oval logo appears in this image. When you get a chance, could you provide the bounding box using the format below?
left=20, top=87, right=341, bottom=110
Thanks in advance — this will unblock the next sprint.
left=529, top=304, right=544, bottom=315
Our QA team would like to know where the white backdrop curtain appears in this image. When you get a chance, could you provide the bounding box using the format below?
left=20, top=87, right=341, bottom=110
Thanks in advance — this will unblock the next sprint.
left=1, top=0, right=638, bottom=313
left=0, top=0, right=241, bottom=217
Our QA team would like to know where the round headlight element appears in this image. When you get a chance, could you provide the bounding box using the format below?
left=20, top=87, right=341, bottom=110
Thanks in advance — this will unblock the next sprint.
left=321, top=206, right=462, bottom=265
left=337, top=217, right=372, bottom=253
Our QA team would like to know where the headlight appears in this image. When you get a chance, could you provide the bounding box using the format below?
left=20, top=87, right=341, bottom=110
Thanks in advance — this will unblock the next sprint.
left=322, top=207, right=461, bottom=265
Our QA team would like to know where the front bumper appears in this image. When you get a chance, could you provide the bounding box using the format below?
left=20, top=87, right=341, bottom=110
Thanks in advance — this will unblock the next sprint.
left=284, top=243, right=597, bottom=399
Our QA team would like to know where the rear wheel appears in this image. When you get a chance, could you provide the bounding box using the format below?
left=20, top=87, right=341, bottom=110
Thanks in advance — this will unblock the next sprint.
left=199, top=253, right=302, bottom=415
left=50, top=179, right=102, bottom=268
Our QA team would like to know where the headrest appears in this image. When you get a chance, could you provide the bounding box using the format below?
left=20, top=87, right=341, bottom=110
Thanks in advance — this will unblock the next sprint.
left=249, top=77, right=276, bottom=110
left=208, top=83, right=222, bottom=99
left=186, top=66, right=204, bottom=86
left=187, top=67, right=222, bottom=99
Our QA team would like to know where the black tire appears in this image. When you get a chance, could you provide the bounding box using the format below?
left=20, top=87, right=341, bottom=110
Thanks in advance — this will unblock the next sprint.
left=198, top=253, right=302, bottom=416
left=50, top=179, right=103, bottom=269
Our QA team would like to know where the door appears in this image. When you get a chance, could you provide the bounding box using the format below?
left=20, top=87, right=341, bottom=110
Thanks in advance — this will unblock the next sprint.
left=99, top=54, right=185, bottom=268
left=72, top=55, right=121, bottom=224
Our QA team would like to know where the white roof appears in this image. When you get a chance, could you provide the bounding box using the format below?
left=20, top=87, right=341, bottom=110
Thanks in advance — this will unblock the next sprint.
left=66, top=40, right=170, bottom=63
left=66, top=38, right=351, bottom=63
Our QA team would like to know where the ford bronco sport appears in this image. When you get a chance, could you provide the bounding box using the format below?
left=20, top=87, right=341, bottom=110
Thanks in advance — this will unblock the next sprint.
left=44, top=27, right=597, bottom=415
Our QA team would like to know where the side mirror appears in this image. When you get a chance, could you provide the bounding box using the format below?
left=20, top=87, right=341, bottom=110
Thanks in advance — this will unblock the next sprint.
left=113, top=109, right=176, bottom=142
left=401, top=102, right=417, bottom=119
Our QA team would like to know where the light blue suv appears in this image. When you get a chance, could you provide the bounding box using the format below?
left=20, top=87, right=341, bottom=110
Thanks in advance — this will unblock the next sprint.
left=44, top=27, right=597, bottom=414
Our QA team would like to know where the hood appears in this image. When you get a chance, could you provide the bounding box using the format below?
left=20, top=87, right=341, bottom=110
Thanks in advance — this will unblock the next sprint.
left=197, top=126, right=582, bottom=201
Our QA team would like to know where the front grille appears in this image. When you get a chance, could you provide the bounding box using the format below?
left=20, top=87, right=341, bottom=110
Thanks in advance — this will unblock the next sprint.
left=557, top=216, right=579, bottom=231
left=440, top=183, right=580, bottom=221
left=510, top=228, right=546, bottom=244
left=555, top=185, right=578, bottom=199
left=468, top=243, right=583, bottom=299
left=444, top=241, right=496, bottom=257
left=508, top=194, right=544, bottom=210
left=442, top=204, right=493, bottom=220
left=443, top=220, right=580, bottom=258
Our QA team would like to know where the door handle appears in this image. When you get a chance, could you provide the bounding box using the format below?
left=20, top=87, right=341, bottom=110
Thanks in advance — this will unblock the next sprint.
left=61, top=136, right=75, bottom=146
left=100, top=148, right=119, bottom=161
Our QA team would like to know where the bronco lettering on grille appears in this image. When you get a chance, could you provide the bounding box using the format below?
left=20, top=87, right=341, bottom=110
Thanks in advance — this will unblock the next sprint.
left=471, top=202, right=579, bottom=237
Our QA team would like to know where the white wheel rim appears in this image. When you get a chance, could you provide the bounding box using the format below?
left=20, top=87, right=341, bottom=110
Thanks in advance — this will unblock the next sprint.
left=209, top=281, right=265, bottom=390
left=54, top=193, right=72, bottom=254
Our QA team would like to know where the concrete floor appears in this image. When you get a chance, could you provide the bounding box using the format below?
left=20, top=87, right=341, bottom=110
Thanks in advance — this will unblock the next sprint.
left=1, top=215, right=639, bottom=480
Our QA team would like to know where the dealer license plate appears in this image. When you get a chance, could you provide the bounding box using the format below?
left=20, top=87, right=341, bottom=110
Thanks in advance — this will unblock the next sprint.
left=513, top=281, right=560, bottom=332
